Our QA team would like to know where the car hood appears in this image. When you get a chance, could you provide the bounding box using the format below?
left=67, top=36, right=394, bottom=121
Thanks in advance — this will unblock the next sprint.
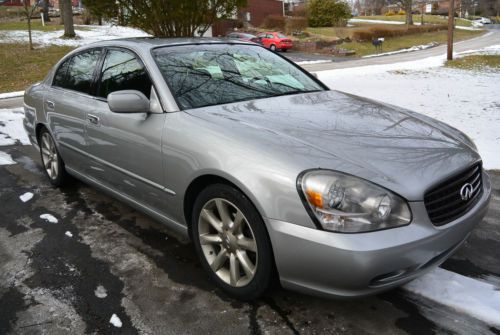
left=186, top=90, right=480, bottom=201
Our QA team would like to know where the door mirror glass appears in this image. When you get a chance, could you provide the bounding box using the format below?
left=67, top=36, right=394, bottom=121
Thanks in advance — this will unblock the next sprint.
left=107, top=90, right=150, bottom=113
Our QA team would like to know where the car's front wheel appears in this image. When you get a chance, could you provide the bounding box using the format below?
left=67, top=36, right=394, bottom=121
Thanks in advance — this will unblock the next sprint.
left=192, top=184, right=273, bottom=300
left=270, top=44, right=277, bottom=51
left=39, top=128, right=68, bottom=187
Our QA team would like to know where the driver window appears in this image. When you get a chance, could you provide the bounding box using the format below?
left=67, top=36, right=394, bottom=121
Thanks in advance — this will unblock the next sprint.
left=98, top=49, right=152, bottom=99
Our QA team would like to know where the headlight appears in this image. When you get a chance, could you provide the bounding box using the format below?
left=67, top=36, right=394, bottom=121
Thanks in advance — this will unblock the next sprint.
left=298, top=170, right=412, bottom=233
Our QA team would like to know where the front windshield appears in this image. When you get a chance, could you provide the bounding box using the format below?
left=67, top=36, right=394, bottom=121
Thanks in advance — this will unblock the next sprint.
left=152, top=44, right=324, bottom=110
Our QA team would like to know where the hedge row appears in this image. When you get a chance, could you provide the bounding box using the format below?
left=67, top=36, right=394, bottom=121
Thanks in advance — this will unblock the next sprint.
left=352, top=24, right=447, bottom=41
left=261, top=15, right=308, bottom=34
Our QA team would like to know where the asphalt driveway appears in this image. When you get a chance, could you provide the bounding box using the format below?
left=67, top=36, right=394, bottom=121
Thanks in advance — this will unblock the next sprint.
left=1, top=141, right=499, bottom=334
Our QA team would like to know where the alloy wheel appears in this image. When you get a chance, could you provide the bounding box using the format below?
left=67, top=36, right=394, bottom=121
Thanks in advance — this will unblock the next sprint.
left=198, top=198, right=258, bottom=287
left=40, top=132, right=59, bottom=180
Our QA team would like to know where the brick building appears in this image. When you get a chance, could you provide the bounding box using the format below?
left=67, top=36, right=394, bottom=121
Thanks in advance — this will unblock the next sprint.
left=212, top=0, right=284, bottom=36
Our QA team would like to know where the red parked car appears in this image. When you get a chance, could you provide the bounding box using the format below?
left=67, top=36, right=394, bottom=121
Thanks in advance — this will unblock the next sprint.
left=255, top=32, right=293, bottom=52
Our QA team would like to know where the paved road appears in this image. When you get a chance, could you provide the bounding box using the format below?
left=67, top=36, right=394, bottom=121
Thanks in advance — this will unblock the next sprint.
left=301, top=27, right=500, bottom=72
left=0, top=122, right=499, bottom=334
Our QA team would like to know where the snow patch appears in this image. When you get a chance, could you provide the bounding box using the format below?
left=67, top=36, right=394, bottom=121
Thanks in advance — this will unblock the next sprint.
left=363, top=42, right=439, bottom=58
left=109, top=314, right=122, bottom=328
left=296, top=60, right=332, bottom=65
left=19, top=192, right=34, bottom=202
left=0, top=151, right=15, bottom=165
left=349, top=18, right=405, bottom=25
left=65, top=231, right=73, bottom=238
left=0, top=91, right=24, bottom=99
left=405, top=267, right=500, bottom=327
left=95, top=285, right=108, bottom=299
left=0, top=108, right=31, bottom=146
left=40, top=214, right=58, bottom=224
left=0, top=25, right=150, bottom=47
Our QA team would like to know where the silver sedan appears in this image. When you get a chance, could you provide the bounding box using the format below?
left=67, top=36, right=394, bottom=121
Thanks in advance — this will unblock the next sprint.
left=23, top=38, right=491, bottom=300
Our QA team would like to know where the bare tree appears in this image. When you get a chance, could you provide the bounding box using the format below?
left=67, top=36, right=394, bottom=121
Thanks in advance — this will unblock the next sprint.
left=62, top=0, right=76, bottom=38
left=22, top=0, right=40, bottom=50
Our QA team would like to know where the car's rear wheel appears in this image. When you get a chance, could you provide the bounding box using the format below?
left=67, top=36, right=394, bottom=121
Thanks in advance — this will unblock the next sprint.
left=39, top=128, right=68, bottom=187
left=270, top=44, right=277, bottom=51
left=282, top=48, right=287, bottom=52
left=192, top=184, right=273, bottom=300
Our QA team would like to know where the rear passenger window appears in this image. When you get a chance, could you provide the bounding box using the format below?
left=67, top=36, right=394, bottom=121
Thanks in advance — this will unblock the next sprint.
left=63, top=49, right=102, bottom=94
left=97, top=49, right=151, bottom=99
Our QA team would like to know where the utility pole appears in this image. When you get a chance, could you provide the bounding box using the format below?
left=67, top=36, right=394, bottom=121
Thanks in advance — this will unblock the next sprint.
left=447, top=0, right=455, bottom=60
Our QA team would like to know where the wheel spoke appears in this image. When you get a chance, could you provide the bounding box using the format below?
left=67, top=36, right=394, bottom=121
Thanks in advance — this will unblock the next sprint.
left=210, top=249, right=227, bottom=272
left=200, top=233, right=222, bottom=245
left=42, top=135, right=51, bottom=150
left=201, top=209, right=223, bottom=233
left=42, top=148, right=51, bottom=157
left=231, top=210, right=244, bottom=234
left=50, top=161, right=56, bottom=178
left=237, top=237, right=257, bottom=253
left=236, top=250, right=255, bottom=278
left=52, top=159, right=58, bottom=177
left=215, top=199, right=231, bottom=229
left=229, top=253, right=240, bottom=286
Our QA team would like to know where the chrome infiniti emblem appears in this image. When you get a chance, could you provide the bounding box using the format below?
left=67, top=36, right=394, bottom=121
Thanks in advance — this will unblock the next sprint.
left=460, top=183, right=474, bottom=201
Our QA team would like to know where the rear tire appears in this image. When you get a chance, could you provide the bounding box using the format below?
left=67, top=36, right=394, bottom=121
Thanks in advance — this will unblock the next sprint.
left=191, top=184, right=273, bottom=300
left=39, top=127, right=69, bottom=187
left=282, top=48, right=287, bottom=52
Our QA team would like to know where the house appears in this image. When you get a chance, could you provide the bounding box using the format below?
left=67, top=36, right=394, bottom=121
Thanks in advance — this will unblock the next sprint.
left=0, top=0, right=80, bottom=7
left=212, top=0, right=284, bottom=36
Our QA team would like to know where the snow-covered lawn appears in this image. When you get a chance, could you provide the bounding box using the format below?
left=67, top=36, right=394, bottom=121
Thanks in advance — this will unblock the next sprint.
left=318, top=45, right=500, bottom=169
left=0, top=24, right=150, bottom=47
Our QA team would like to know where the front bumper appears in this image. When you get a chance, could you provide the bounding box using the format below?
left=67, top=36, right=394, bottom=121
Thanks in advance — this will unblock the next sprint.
left=266, top=172, right=491, bottom=298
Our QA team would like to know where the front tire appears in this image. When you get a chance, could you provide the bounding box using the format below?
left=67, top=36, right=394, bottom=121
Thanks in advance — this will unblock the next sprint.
left=192, top=184, right=273, bottom=300
left=270, top=44, right=277, bottom=51
left=39, top=128, right=68, bottom=187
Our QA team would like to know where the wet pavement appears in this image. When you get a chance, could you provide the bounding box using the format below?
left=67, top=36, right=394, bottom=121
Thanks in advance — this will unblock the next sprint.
left=1, top=143, right=499, bottom=334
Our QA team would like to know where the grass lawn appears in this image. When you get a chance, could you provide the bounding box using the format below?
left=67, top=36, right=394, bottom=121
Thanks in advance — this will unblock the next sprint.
left=0, top=20, right=64, bottom=32
left=356, top=15, right=473, bottom=27
left=445, top=55, right=500, bottom=71
left=307, top=26, right=483, bottom=57
left=0, top=43, right=74, bottom=92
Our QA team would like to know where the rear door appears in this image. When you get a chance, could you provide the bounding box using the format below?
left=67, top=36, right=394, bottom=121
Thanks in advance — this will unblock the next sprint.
left=85, top=48, right=168, bottom=211
left=44, top=48, right=103, bottom=173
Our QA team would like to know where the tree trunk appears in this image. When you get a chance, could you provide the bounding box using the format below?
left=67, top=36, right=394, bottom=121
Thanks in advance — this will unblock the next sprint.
left=63, top=0, right=76, bottom=38
left=43, top=0, right=50, bottom=22
left=28, top=16, right=33, bottom=50
left=59, top=0, right=64, bottom=24
left=405, top=1, right=414, bottom=25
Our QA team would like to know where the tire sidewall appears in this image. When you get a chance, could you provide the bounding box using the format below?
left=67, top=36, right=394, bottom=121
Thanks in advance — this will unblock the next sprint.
left=191, top=184, right=273, bottom=300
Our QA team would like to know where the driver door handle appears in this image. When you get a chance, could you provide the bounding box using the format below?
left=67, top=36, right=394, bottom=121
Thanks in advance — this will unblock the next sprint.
left=46, top=100, right=55, bottom=110
left=87, top=114, right=100, bottom=126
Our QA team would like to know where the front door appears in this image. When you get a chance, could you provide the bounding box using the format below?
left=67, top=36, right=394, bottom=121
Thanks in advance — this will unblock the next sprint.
left=84, top=48, right=168, bottom=211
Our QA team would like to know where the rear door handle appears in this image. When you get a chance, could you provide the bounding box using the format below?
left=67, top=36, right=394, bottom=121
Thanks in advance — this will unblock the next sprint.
left=46, top=100, right=55, bottom=110
left=87, top=114, right=100, bottom=125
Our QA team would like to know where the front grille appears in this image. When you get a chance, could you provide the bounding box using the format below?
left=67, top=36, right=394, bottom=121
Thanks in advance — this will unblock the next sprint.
left=424, top=163, right=483, bottom=226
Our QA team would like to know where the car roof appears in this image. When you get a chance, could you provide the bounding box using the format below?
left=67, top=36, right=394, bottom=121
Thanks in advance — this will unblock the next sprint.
left=88, top=37, right=256, bottom=51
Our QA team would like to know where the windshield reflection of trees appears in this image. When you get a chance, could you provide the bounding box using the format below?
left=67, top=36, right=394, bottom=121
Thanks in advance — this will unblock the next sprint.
left=156, top=50, right=321, bottom=109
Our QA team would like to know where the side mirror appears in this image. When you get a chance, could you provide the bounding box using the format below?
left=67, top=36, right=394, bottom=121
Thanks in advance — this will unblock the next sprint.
left=311, top=72, right=318, bottom=78
left=107, top=90, right=150, bottom=113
